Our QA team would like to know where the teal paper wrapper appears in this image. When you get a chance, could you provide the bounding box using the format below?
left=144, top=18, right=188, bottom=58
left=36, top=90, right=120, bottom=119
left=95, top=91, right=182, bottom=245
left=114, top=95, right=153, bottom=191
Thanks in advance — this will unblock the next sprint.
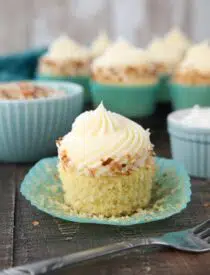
left=170, top=83, right=210, bottom=110
left=20, top=157, right=191, bottom=226
left=37, top=74, right=90, bottom=103
left=90, top=81, right=158, bottom=118
left=157, top=74, right=171, bottom=103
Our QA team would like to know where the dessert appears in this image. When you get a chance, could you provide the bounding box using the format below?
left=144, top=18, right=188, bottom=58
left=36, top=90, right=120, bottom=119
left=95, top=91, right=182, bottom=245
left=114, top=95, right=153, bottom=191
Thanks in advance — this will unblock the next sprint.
left=92, top=39, right=156, bottom=84
left=164, top=27, right=191, bottom=53
left=90, top=31, right=111, bottom=58
left=38, top=35, right=91, bottom=77
left=171, top=42, right=210, bottom=109
left=0, top=82, right=65, bottom=100
left=37, top=35, right=91, bottom=103
left=90, top=39, right=158, bottom=117
left=57, top=103, right=155, bottom=217
left=147, top=28, right=190, bottom=102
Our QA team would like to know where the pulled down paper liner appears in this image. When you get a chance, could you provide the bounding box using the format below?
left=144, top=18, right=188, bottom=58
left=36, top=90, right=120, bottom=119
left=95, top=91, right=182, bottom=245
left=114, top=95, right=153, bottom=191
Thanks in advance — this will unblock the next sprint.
left=20, top=157, right=191, bottom=226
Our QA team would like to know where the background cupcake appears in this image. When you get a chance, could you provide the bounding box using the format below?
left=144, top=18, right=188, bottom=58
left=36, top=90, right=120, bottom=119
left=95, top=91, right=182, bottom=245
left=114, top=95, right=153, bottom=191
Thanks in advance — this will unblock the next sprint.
left=147, top=28, right=190, bottom=103
left=90, top=31, right=111, bottom=58
left=37, top=35, right=91, bottom=102
left=171, top=42, right=210, bottom=110
left=91, top=39, right=158, bottom=117
left=57, top=103, right=155, bottom=217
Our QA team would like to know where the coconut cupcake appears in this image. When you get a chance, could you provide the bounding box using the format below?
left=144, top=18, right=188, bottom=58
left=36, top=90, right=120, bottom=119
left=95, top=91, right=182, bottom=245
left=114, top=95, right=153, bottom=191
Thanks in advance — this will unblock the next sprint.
left=37, top=35, right=91, bottom=102
left=57, top=103, right=155, bottom=217
left=90, top=39, right=158, bottom=117
left=90, top=31, right=111, bottom=58
left=147, top=28, right=190, bottom=102
left=171, top=42, right=210, bottom=109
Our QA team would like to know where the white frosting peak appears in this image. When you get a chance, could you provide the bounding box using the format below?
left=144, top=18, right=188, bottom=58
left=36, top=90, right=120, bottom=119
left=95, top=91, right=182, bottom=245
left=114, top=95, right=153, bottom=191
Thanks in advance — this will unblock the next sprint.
left=91, top=31, right=110, bottom=57
left=179, top=41, right=210, bottom=73
left=58, top=103, right=153, bottom=176
left=46, top=35, right=90, bottom=60
left=93, top=39, right=150, bottom=68
left=164, top=27, right=190, bottom=51
left=147, top=37, right=183, bottom=68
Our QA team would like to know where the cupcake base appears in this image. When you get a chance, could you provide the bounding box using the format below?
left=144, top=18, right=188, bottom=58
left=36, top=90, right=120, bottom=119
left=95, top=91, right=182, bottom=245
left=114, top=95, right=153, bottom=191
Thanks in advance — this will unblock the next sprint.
left=90, top=81, right=158, bottom=118
left=59, top=165, right=154, bottom=217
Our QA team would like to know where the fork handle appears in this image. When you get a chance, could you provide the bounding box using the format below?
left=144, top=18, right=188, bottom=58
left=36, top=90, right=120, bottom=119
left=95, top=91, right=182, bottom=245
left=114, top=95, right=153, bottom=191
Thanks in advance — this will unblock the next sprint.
left=0, top=239, right=154, bottom=275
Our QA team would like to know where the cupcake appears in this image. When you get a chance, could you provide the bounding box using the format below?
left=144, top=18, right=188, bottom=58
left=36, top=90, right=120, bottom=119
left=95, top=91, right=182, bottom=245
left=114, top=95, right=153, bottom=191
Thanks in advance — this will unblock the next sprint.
left=164, top=27, right=191, bottom=53
left=90, top=31, right=111, bottom=58
left=37, top=35, right=91, bottom=102
left=91, top=39, right=158, bottom=117
left=57, top=103, right=155, bottom=217
left=147, top=28, right=190, bottom=102
left=171, top=42, right=210, bottom=110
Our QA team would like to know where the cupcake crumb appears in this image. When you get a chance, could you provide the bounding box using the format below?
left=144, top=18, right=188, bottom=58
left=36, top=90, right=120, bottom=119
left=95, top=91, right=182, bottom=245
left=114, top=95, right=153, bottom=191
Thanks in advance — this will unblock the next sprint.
left=32, top=220, right=39, bottom=226
left=204, top=202, right=210, bottom=208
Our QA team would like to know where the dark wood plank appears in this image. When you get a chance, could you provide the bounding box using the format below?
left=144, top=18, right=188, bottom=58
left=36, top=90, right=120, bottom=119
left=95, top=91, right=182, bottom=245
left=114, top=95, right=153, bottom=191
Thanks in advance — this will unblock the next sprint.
left=0, top=164, right=17, bottom=269
left=12, top=127, right=210, bottom=275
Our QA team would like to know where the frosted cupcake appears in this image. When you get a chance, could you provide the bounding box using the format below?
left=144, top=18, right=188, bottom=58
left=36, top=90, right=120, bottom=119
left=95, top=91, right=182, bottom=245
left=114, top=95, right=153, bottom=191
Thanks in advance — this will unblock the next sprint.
left=37, top=35, right=91, bottom=102
left=171, top=42, right=210, bottom=109
left=147, top=28, right=190, bottom=102
left=90, top=31, right=111, bottom=58
left=91, top=39, right=158, bottom=117
left=57, top=103, right=155, bottom=217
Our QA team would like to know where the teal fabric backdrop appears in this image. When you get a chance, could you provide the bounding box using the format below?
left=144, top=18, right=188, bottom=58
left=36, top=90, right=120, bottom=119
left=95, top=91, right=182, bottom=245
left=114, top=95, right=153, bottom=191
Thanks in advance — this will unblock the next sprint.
left=0, top=48, right=46, bottom=81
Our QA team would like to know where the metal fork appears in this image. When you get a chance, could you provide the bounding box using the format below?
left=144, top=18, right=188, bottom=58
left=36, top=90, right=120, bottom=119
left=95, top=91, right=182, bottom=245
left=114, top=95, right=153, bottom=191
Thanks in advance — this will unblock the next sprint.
left=1, top=219, right=210, bottom=275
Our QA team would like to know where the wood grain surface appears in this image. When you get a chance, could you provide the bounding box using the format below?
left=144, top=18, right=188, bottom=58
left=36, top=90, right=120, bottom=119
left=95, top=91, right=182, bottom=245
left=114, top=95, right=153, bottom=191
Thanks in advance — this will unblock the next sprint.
left=0, top=105, right=210, bottom=275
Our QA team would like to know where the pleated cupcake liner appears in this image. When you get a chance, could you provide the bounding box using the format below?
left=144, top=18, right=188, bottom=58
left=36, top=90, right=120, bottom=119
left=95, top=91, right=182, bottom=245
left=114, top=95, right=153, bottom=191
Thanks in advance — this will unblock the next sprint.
left=0, top=81, right=84, bottom=163
left=20, top=157, right=191, bottom=226
left=90, top=80, right=158, bottom=118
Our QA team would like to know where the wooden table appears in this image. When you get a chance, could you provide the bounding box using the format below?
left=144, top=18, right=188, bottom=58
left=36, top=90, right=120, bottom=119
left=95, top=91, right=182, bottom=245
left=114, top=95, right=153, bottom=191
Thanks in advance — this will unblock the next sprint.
left=0, top=106, right=210, bottom=275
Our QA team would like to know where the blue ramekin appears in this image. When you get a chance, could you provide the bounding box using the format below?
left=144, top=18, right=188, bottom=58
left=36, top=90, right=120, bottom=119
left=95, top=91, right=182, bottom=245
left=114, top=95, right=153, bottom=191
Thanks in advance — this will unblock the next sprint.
left=0, top=80, right=84, bottom=163
left=167, top=108, right=210, bottom=178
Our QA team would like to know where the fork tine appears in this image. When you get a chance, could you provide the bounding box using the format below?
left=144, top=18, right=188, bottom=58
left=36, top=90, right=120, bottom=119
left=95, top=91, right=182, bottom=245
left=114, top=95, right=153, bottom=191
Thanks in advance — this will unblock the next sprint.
left=193, top=219, right=210, bottom=235
left=199, top=229, right=210, bottom=239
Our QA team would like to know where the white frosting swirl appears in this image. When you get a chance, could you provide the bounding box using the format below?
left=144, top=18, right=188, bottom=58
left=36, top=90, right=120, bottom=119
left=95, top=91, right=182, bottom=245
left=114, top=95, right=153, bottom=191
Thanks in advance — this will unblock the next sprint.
left=91, top=31, right=110, bottom=58
left=179, top=42, right=210, bottom=73
left=46, top=35, right=90, bottom=60
left=58, top=103, right=153, bottom=177
left=92, top=39, right=151, bottom=69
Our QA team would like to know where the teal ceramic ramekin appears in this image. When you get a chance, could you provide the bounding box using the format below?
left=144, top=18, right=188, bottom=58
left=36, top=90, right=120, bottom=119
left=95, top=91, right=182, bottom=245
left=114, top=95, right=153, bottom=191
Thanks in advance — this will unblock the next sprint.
left=157, top=74, right=171, bottom=103
left=167, top=108, right=210, bottom=178
left=170, top=83, right=210, bottom=110
left=36, top=74, right=90, bottom=103
left=90, top=81, right=158, bottom=117
left=0, top=81, right=84, bottom=163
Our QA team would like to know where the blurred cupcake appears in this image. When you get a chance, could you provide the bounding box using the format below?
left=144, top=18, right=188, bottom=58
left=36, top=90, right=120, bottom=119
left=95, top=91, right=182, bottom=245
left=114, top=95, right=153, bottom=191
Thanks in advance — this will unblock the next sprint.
left=57, top=103, right=155, bottom=217
left=91, top=39, right=158, bottom=117
left=164, top=27, right=191, bottom=53
left=37, top=35, right=91, bottom=102
left=90, top=31, right=111, bottom=58
left=171, top=42, right=210, bottom=110
left=147, top=28, right=190, bottom=102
